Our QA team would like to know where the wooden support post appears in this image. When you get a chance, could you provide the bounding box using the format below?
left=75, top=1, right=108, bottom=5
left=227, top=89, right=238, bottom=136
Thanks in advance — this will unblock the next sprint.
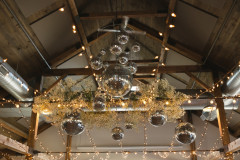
left=65, top=135, right=72, bottom=160
left=187, top=111, right=197, bottom=160
left=213, top=72, right=233, bottom=160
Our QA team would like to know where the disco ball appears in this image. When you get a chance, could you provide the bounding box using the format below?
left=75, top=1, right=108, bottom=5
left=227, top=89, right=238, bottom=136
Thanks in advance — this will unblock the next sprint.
left=102, top=64, right=132, bottom=98
left=128, top=62, right=137, bottom=74
left=125, top=123, right=134, bottom=129
left=61, top=113, right=85, bottom=136
left=93, top=96, right=106, bottom=111
left=118, top=53, right=129, bottom=64
left=117, top=33, right=129, bottom=45
left=131, top=42, right=141, bottom=53
left=175, top=122, right=196, bottom=144
left=99, top=49, right=107, bottom=56
left=109, top=44, right=122, bottom=55
left=112, top=127, right=124, bottom=141
left=90, top=57, right=103, bottom=70
left=149, top=110, right=167, bottom=127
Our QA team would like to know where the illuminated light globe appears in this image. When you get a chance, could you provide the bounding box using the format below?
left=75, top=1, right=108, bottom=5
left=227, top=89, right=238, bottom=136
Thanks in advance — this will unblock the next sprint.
left=93, top=96, right=106, bottom=111
left=131, top=42, right=141, bottom=53
left=112, top=127, right=124, bottom=141
left=149, top=110, right=167, bottom=127
left=117, top=33, right=129, bottom=45
left=61, top=112, right=85, bottom=136
left=90, top=57, right=103, bottom=70
left=128, top=62, right=137, bottom=74
left=175, top=122, right=196, bottom=144
left=118, top=53, right=129, bottom=64
left=102, top=64, right=133, bottom=98
left=109, top=44, right=122, bottom=55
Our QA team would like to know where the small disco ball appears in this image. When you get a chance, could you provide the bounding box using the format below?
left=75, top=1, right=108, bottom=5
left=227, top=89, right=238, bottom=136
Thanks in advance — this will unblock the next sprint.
left=149, top=111, right=167, bottom=127
left=102, top=64, right=133, bottom=98
left=90, top=57, right=103, bottom=70
left=131, top=42, right=141, bottom=53
left=117, top=33, right=129, bottom=45
left=109, top=44, right=122, bottom=55
left=99, top=49, right=107, bottom=56
left=175, top=122, right=196, bottom=144
left=61, top=113, right=85, bottom=136
left=93, top=96, right=106, bottom=111
left=128, top=62, right=137, bottom=74
left=118, top=53, right=129, bottom=64
left=112, top=127, right=124, bottom=141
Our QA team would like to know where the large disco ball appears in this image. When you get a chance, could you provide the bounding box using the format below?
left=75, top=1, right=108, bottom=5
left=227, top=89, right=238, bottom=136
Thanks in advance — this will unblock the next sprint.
left=93, top=96, right=106, bottom=111
left=61, top=112, right=85, bottom=136
left=128, top=62, right=137, bottom=74
left=149, top=110, right=167, bottom=127
left=118, top=53, right=129, bottom=64
left=109, top=44, right=122, bottom=55
left=175, top=122, right=196, bottom=144
left=112, top=127, right=124, bottom=141
left=117, top=33, right=129, bottom=45
left=102, top=64, right=133, bottom=98
left=90, top=57, right=103, bottom=70
left=131, top=42, right=141, bottom=53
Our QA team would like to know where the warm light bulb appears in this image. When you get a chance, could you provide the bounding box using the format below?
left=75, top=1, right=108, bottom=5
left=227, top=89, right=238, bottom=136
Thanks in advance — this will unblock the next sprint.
left=161, top=63, right=165, bottom=66
left=15, top=104, right=19, bottom=108
left=82, top=45, right=86, bottom=50
left=171, top=13, right=177, bottom=17
left=233, top=99, right=236, bottom=104
left=3, top=59, right=7, bottom=62
left=188, top=100, right=191, bottom=104
left=165, top=101, right=169, bottom=105
left=79, top=53, right=83, bottom=56
left=159, top=32, right=163, bottom=36
left=210, top=100, right=214, bottom=104
left=165, top=47, right=169, bottom=50
left=72, top=25, right=76, bottom=30
left=169, top=24, right=175, bottom=28
left=155, top=56, right=159, bottom=59
left=59, top=8, right=64, bottom=12
left=153, top=69, right=156, bottom=72
left=85, top=66, right=89, bottom=68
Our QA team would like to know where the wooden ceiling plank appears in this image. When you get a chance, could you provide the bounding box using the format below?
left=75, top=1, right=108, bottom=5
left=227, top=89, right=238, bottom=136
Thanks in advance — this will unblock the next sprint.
left=79, top=11, right=167, bottom=20
left=27, top=0, right=65, bottom=25
left=2, top=0, right=50, bottom=70
left=185, top=72, right=210, bottom=90
left=0, top=119, right=28, bottom=139
left=0, top=134, right=29, bottom=155
left=65, top=135, right=72, bottom=160
left=180, top=0, right=220, bottom=17
left=43, top=65, right=211, bottom=76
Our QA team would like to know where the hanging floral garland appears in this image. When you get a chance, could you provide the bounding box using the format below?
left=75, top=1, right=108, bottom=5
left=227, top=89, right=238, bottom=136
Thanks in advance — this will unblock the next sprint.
left=33, top=78, right=188, bottom=128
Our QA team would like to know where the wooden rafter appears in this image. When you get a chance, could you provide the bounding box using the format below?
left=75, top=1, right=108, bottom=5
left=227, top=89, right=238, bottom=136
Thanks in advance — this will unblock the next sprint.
left=0, top=134, right=29, bottom=155
left=0, top=119, right=28, bottom=139
left=43, top=74, right=67, bottom=94
left=79, top=11, right=167, bottom=20
left=43, top=65, right=211, bottom=76
left=27, top=0, right=65, bottom=25
left=65, top=135, right=72, bottom=160
left=156, top=0, right=176, bottom=79
left=185, top=72, right=210, bottom=90
left=213, top=72, right=233, bottom=159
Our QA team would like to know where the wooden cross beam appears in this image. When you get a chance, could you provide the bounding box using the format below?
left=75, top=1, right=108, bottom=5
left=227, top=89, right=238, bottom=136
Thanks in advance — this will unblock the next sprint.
left=79, top=11, right=167, bottom=20
left=0, top=134, right=29, bottom=155
left=27, top=0, right=65, bottom=25
left=43, top=65, right=211, bottom=76
left=228, top=138, right=240, bottom=153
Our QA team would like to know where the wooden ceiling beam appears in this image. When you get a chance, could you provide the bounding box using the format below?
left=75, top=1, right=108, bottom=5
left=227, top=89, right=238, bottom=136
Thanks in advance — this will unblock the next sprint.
left=79, top=11, right=167, bottom=20
left=43, top=65, right=211, bottom=76
left=0, top=134, right=29, bottom=155
left=167, top=73, right=189, bottom=85
left=65, top=135, right=72, bottom=160
left=0, top=119, right=28, bottom=139
left=27, top=0, right=65, bottom=25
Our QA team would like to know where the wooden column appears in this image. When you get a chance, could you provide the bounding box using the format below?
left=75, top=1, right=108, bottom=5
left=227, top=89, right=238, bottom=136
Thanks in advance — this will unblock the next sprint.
left=187, top=111, right=197, bottom=160
left=65, top=135, right=72, bottom=160
left=213, top=72, right=233, bottom=160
